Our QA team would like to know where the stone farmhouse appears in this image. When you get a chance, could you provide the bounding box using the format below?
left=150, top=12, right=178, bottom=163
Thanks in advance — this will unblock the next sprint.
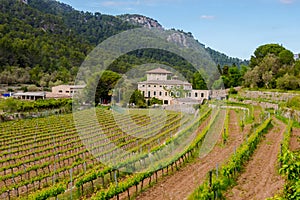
left=137, top=68, right=210, bottom=105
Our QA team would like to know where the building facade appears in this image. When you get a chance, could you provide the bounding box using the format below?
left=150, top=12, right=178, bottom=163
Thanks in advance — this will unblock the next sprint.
left=137, top=68, right=209, bottom=105
left=51, top=85, right=85, bottom=97
left=13, top=92, right=46, bottom=100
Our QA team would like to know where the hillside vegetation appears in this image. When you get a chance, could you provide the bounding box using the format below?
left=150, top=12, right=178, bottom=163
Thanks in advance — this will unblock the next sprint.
left=0, top=0, right=248, bottom=89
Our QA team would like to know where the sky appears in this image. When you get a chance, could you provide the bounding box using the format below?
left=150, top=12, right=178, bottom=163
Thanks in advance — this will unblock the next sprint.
left=58, top=0, right=300, bottom=60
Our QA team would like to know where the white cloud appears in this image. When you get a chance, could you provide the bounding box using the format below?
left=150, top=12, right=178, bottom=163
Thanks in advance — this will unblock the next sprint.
left=279, top=0, right=294, bottom=4
left=200, top=15, right=215, bottom=20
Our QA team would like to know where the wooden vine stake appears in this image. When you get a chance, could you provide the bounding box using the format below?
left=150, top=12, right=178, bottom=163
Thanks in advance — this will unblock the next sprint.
left=280, top=143, right=283, bottom=168
left=209, top=170, right=212, bottom=188
left=70, top=168, right=73, bottom=200
left=114, top=170, right=120, bottom=200
left=216, top=164, right=219, bottom=199
left=127, top=189, right=130, bottom=200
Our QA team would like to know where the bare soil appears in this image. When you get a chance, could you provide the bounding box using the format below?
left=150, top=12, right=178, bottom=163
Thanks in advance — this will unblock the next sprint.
left=225, top=118, right=286, bottom=200
left=253, top=106, right=261, bottom=123
left=133, top=110, right=246, bottom=200
left=290, top=127, right=300, bottom=152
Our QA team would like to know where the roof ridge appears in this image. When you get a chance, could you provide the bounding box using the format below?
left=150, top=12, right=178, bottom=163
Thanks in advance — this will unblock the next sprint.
left=146, top=67, right=173, bottom=74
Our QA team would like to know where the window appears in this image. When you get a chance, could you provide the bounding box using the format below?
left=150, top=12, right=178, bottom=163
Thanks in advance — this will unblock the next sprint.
left=159, top=91, right=162, bottom=96
left=188, top=93, right=191, bottom=97
left=58, top=90, right=62, bottom=93
left=66, top=91, right=70, bottom=93
left=154, top=85, right=156, bottom=87
left=148, top=91, right=151, bottom=97
left=201, top=93, right=204, bottom=97
left=142, top=85, right=145, bottom=87
left=148, top=85, right=151, bottom=87
left=176, top=92, right=180, bottom=97
left=160, top=85, right=162, bottom=87
left=195, top=92, right=198, bottom=97
left=154, top=91, right=156, bottom=96
left=164, top=100, right=168, bottom=105
left=165, top=92, right=168, bottom=96
left=142, top=91, right=145, bottom=96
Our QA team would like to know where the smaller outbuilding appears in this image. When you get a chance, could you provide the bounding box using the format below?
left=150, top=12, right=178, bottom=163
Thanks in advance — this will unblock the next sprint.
left=13, top=92, right=46, bottom=100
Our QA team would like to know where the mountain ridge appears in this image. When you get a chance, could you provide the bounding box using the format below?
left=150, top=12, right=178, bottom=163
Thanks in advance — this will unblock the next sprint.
left=28, top=0, right=248, bottom=67
left=0, top=0, right=248, bottom=87
left=117, top=14, right=248, bottom=67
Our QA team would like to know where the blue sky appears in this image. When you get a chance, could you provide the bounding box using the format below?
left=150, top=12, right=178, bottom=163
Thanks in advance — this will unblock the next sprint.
left=58, top=0, right=300, bottom=59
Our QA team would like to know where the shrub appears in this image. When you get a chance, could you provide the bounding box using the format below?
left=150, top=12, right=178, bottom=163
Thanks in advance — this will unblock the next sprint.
left=229, top=87, right=238, bottom=94
left=286, top=96, right=300, bottom=110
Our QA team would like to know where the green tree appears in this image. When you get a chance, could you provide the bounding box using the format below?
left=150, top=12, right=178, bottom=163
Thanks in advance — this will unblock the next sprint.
left=129, top=90, right=146, bottom=108
left=192, top=71, right=208, bottom=90
left=149, top=97, right=163, bottom=106
left=279, top=49, right=294, bottom=65
left=243, top=66, right=261, bottom=88
left=244, top=44, right=298, bottom=90
left=251, top=44, right=286, bottom=67
left=0, top=98, right=19, bottom=113
left=222, top=65, right=229, bottom=76
left=228, top=65, right=241, bottom=87
left=294, top=60, right=300, bottom=76
left=92, top=70, right=121, bottom=105
left=276, top=74, right=299, bottom=90
left=262, top=71, right=273, bottom=89
left=212, top=77, right=224, bottom=89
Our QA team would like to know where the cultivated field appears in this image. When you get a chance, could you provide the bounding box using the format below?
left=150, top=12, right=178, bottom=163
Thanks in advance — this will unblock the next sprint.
left=0, top=99, right=299, bottom=200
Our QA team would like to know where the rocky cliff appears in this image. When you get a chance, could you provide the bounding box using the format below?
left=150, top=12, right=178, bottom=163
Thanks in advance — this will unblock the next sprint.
left=118, top=14, right=163, bottom=29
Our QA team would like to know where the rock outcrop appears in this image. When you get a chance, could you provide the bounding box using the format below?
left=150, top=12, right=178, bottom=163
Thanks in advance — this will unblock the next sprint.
left=118, top=14, right=163, bottom=29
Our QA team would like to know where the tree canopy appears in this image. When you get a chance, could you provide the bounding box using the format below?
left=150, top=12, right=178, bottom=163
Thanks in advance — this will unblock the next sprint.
left=244, top=44, right=299, bottom=90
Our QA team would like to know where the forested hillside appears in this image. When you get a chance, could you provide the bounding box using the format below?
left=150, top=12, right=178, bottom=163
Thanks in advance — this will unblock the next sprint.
left=28, top=0, right=137, bottom=44
left=0, top=0, right=248, bottom=88
left=205, top=47, right=248, bottom=68
left=0, top=0, right=135, bottom=86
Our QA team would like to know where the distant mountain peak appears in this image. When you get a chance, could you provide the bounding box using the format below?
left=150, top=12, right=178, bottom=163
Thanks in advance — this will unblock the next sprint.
left=118, top=14, right=163, bottom=29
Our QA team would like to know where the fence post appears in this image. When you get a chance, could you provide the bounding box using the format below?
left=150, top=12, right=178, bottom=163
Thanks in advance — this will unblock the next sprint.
left=209, top=170, right=212, bottom=188
left=114, top=170, right=118, bottom=187
left=215, top=164, right=219, bottom=199
left=280, top=143, right=283, bottom=167
left=70, top=168, right=73, bottom=200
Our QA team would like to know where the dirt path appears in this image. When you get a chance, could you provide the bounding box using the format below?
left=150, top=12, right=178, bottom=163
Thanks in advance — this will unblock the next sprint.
left=225, top=118, right=286, bottom=200
left=290, top=127, right=300, bottom=152
left=134, top=110, right=245, bottom=200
